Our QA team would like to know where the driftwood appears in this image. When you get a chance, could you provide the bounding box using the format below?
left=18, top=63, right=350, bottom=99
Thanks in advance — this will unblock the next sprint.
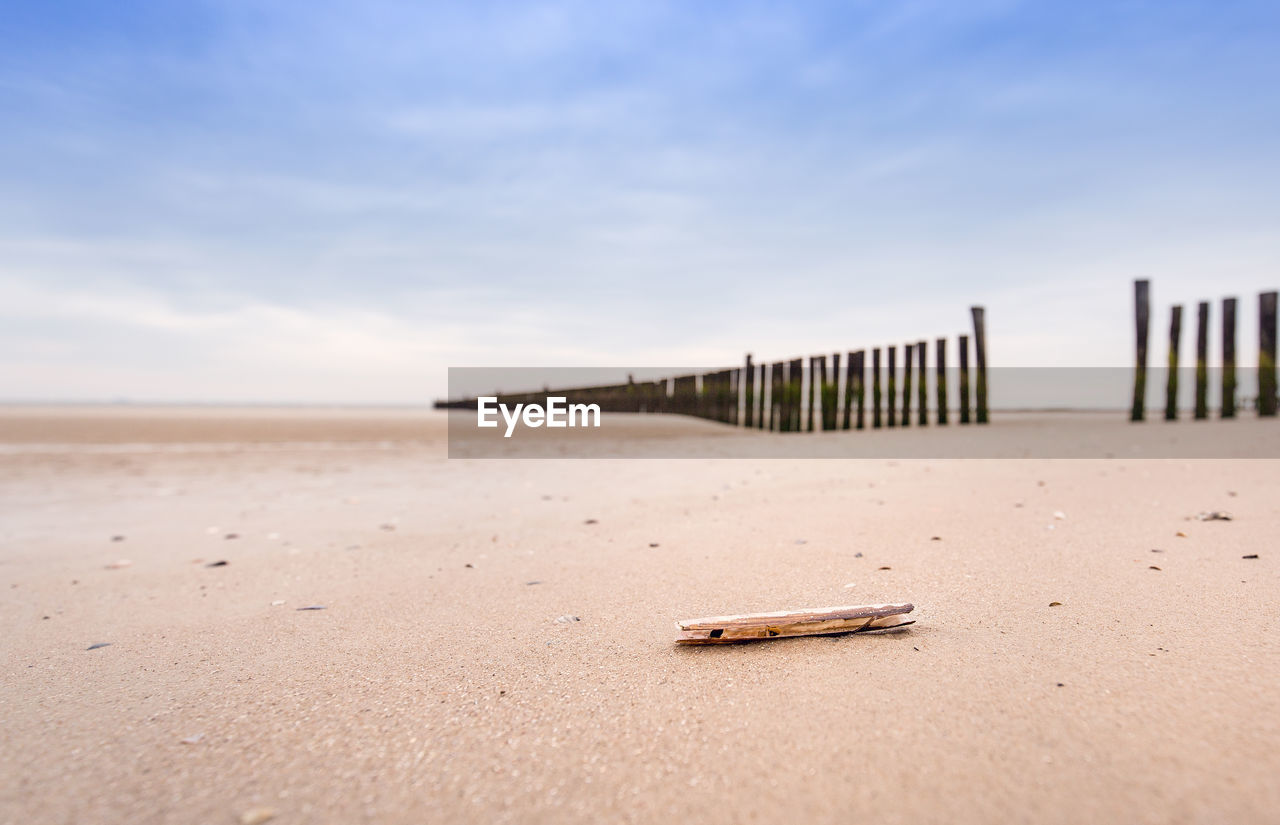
left=676, top=602, right=914, bottom=645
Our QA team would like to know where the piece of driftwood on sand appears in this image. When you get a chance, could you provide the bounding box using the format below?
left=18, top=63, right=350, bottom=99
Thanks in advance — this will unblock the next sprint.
left=676, top=603, right=914, bottom=645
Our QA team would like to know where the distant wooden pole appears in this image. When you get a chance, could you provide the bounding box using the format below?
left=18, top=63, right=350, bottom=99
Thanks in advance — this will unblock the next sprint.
left=887, top=346, right=897, bottom=427
left=842, top=352, right=854, bottom=430
left=807, top=356, right=818, bottom=432
left=1131, top=280, right=1150, bottom=422
left=901, top=344, right=913, bottom=428
left=817, top=355, right=832, bottom=430
left=1165, top=306, right=1182, bottom=421
left=958, top=334, right=971, bottom=424
left=760, top=363, right=768, bottom=428
left=853, top=350, right=866, bottom=430
left=743, top=354, right=753, bottom=428
left=971, top=306, right=989, bottom=424
left=1195, top=302, right=1209, bottom=420
left=771, top=364, right=781, bottom=430
left=773, top=363, right=783, bottom=434
left=916, top=339, right=927, bottom=426
left=872, top=348, right=882, bottom=429
left=789, top=358, right=804, bottom=432
left=1261, top=291, right=1278, bottom=417
left=732, top=369, right=740, bottom=424
left=1222, top=297, right=1237, bottom=419
left=830, top=352, right=842, bottom=430
left=935, top=338, right=948, bottom=425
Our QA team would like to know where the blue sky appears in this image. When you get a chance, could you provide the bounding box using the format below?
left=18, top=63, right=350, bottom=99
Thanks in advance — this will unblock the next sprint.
left=3, top=0, right=1280, bottom=402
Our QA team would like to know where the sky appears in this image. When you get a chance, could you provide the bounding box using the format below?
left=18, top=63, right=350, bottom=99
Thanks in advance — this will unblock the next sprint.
left=2, top=0, right=1280, bottom=403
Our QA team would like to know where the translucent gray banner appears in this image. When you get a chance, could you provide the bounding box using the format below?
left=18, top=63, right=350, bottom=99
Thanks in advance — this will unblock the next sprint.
left=442, top=367, right=1280, bottom=458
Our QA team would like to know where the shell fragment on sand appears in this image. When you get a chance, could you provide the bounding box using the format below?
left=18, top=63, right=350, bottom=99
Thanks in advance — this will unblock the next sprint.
left=676, top=603, right=914, bottom=645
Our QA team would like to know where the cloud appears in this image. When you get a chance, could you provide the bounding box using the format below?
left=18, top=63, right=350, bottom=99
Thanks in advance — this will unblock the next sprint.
left=2, top=1, right=1280, bottom=401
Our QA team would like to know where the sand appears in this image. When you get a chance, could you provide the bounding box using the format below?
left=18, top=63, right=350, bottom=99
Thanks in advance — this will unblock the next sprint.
left=2, top=406, right=1278, bottom=824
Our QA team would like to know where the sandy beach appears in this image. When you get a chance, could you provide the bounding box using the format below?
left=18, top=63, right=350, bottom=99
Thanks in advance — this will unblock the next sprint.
left=2, top=406, right=1278, bottom=824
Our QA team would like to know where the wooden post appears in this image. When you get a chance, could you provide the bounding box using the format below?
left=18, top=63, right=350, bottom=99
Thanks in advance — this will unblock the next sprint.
left=841, top=353, right=853, bottom=430
left=807, top=356, right=818, bottom=432
left=935, top=338, right=948, bottom=425
left=1261, top=291, right=1278, bottom=417
left=1195, top=302, right=1209, bottom=420
left=916, top=339, right=927, bottom=426
left=971, top=306, right=989, bottom=424
left=789, top=358, right=804, bottom=432
left=1222, top=298, right=1237, bottom=418
left=841, top=352, right=852, bottom=430
left=774, top=362, right=785, bottom=431
left=731, top=369, right=740, bottom=424
left=872, top=348, right=882, bottom=429
left=853, top=350, right=866, bottom=430
left=771, top=362, right=784, bottom=431
left=761, top=363, right=769, bottom=428
left=1165, top=306, right=1181, bottom=421
left=1131, top=281, right=1149, bottom=422
left=827, top=353, right=840, bottom=430
left=887, top=346, right=897, bottom=427
left=958, top=334, right=971, bottom=424
left=743, top=354, right=753, bottom=428
left=901, top=343, right=913, bottom=428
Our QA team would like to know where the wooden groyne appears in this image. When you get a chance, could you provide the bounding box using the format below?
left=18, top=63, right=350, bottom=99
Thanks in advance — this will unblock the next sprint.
left=1132, top=279, right=1278, bottom=419
left=436, top=307, right=991, bottom=431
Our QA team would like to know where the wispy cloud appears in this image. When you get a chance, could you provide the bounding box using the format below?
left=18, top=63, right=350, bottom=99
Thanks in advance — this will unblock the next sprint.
left=2, top=0, right=1280, bottom=400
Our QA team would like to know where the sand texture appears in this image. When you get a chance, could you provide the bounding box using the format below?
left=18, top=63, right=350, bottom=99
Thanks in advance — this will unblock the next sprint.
left=2, top=406, right=1278, bottom=824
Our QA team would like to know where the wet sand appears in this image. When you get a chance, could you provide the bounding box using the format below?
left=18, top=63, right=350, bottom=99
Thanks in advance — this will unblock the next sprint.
left=2, top=406, right=1278, bottom=824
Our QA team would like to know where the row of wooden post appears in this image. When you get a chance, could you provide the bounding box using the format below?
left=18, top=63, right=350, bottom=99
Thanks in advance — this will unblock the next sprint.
left=737, top=306, right=988, bottom=432
left=437, top=307, right=991, bottom=431
left=1132, top=279, right=1278, bottom=420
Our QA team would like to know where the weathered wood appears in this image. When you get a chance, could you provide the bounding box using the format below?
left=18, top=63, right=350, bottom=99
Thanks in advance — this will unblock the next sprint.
left=676, top=602, right=915, bottom=644
left=1222, top=297, right=1237, bottom=419
left=1132, top=281, right=1150, bottom=422
left=825, top=353, right=840, bottom=430
left=935, top=338, right=948, bottom=425
left=1195, top=301, right=1209, bottom=420
left=1165, top=305, right=1182, bottom=421
left=1262, top=292, right=1278, bottom=417
left=807, top=356, right=819, bottom=432
left=770, top=362, right=784, bottom=431
left=788, top=358, right=804, bottom=431
left=872, top=348, right=883, bottom=428
left=901, top=343, right=913, bottom=428
left=917, top=339, right=928, bottom=426
left=958, top=334, right=971, bottom=424
left=803, top=353, right=814, bottom=432
left=887, top=346, right=897, bottom=427
left=841, top=352, right=853, bottom=430
left=853, top=350, right=866, bottom=430
left=971, top=306, right=989, bottom=424
left=742, top=354, right=753, bottom=428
